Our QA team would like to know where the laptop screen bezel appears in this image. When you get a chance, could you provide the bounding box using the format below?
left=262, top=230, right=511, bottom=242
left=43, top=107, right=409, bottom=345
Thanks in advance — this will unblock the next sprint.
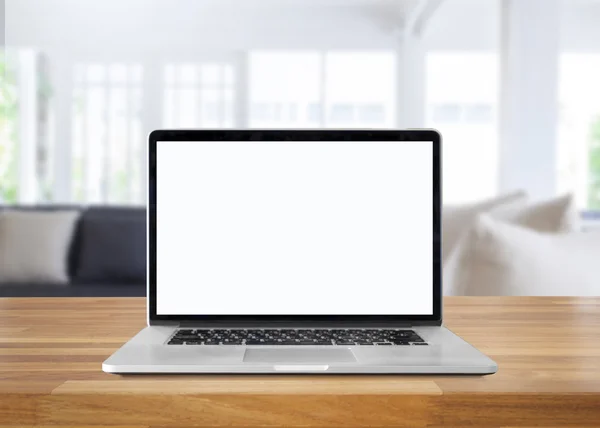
left=148, top=130, right=442, bottom=326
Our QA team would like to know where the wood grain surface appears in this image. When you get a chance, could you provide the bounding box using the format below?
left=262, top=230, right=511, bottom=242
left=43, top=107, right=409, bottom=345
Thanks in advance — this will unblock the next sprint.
left=0, top=296, right=599, bottom=427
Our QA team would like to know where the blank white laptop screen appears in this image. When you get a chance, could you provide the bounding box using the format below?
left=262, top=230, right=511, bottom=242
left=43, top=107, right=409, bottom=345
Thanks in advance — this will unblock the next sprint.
left=156, top=141, right=433, bottom=315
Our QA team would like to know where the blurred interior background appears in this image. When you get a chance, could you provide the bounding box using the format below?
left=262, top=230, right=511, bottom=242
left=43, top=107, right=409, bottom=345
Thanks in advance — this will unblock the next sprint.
left=2, top=0, right=600, bottom=209
left=1, top=0, right=599, bottom=297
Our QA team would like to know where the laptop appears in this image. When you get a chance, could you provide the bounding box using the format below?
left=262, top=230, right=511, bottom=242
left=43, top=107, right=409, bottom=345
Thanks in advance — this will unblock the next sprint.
left=103, top=129, right=497, bottom=374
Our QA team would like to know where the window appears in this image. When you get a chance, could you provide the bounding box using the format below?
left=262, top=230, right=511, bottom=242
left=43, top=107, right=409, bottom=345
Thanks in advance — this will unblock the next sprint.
left=251, top=102, right=299, bottom=123
left=307, top=103, right=322, bottom=123
left=0, top=50, right=19, bottom=203
left=558, top=54, right=600, bottom=211
left=431, top=104, right=462, bottom=124
left=249, top=52, right=322, bottom=128
left=329, top=104, right=355, bottom=123
left=465, top=103, right=493, bottom=123
left=249, top=51, right=395, bottom=128
left=430, top=103, right=493, bottom=124
left=324, top=52, right=395, bottom=128
left=358, top=104, right=385, bottom=123
left=72, top=63, right=143, bottom=204
left=0, top=49, right=51, bottom=204
left=164, top=63, right=234, bottom=128
left=426, top=52, right=499, bottom=204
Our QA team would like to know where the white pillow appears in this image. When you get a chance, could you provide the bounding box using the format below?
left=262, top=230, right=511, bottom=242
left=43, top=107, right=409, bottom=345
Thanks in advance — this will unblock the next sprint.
left=0, top=210, right=80, bottom=284
left=442, top=191, right=527, bottom=264
left=454, top=215, right=599, bottom=296
left=443, top=193, right=579, bottom=295
left=492, top=193, right=579, bottom=233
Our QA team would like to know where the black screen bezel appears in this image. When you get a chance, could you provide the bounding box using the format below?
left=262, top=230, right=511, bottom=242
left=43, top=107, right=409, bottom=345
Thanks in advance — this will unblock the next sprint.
left=148, top=130, right=442, bottom=326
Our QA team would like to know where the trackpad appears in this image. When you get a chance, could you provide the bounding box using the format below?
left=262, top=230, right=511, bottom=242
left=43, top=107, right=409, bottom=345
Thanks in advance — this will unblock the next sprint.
left=243, top=348, right=356, bottom=364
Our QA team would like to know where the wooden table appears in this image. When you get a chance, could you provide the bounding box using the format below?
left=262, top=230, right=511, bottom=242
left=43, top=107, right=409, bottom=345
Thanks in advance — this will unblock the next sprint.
left=0, top=297, right=599, bottom=427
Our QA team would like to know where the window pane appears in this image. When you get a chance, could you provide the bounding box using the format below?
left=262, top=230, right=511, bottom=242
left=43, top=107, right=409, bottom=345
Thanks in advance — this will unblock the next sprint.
left=86, top=64, right=105, bottom=83
left=84, top=86, right=106, bottom=203
left=179, top=88, right=200, bottom=127
left=201, top=64, right=220, bottom=85
left=324, top=52, right=395, bottom=128
left=249, top=51, right=394, bottom=129
left=109, top=64, right=128, bottom=83
left=249, top=52, right=321, bottom=128
left=179, top=64, right=198, bottom=85
left=200, top=88, right=222, bottom=126
left=288, top=104, right=298, bottom=122
left=558, top=54, right=600, bottom=210
left=0, top=51, right=23, bottom=202
left=329, top=103, right=355, bottom=123
left=164, top=63, right=234, bottom=129
left=307, top=103, right=322, bottom=124
left=464, top=103, right=493, bottom=123
left=72, top=63, right=143, bottom=204
left=164, top=88, right=177, bottom=128
left=71, top=86, right=85, bottom=201
left=107, top=87, right=128, bottom=203
left=224, top=67, right=234, bottom=86
left=431, top=104, right=461, bottom=123
left=224, top=102, right=235, bottom=128
left=131, top=65, right=143, bottom=84
left=358, top=104, right=385, bottom=124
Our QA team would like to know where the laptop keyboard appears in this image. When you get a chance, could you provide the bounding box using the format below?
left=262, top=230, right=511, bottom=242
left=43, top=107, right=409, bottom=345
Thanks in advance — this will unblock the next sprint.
left=167, top=329, right=427, bottom=346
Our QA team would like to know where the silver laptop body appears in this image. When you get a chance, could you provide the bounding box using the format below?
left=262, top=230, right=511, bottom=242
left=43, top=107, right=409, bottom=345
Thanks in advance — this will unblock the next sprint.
left=103, top=130, right=497, bottom=375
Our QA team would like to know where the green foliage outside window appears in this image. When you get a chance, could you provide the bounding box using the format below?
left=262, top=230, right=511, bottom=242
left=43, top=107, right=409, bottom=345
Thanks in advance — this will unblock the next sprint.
left=0, top=54, right=19, bottom=203
left=589, top=116, right=600, bottom=211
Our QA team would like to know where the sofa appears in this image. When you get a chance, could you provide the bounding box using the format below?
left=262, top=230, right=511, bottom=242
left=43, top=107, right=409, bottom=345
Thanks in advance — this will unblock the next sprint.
left=442, top=192, right=599, bottom=296
left=0, top=205, right=147, bottom=297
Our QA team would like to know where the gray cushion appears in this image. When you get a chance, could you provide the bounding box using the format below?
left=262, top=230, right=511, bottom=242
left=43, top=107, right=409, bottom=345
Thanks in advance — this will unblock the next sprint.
left=0, top=210, right=81, bottom=283
left=0, top=205, right=84, bottom=276
left=73, top=209, right=146, bottom=283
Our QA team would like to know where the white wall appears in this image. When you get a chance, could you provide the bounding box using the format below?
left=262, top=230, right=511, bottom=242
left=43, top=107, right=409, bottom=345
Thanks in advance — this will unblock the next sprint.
left=425, top=0, right=600, bottom=52
left=560, top=0, right=600, bottom=52
left=425, top=0, right=499, bottom=51
left=5, top=0, right=402, bottom=57
left=7, top=0, right=600, bottom=57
